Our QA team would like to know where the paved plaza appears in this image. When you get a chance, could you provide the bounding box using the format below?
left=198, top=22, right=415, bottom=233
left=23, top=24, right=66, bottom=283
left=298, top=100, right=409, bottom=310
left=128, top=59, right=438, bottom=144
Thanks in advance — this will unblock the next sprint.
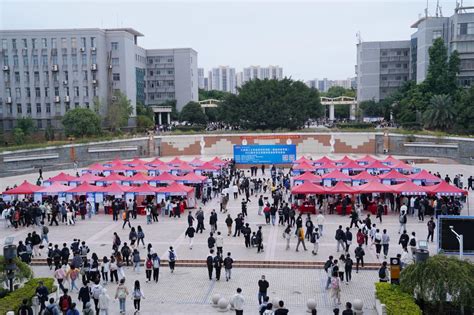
left=0, top=155, right=472, bottom=314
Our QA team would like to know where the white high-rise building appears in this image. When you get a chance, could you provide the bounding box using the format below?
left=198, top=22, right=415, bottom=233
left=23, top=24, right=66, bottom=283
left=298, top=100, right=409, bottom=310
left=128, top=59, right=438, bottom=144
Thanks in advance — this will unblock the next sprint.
left=209, top=66, right=236, bottom=94
left=197, top=67, right=205, bottom=90
left=242, top=65, right=283, bottom=82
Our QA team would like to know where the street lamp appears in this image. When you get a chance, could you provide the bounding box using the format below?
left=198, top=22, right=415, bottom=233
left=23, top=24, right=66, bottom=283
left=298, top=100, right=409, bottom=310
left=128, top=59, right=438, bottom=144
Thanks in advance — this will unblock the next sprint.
left=449, top=226, right=463, bottom=259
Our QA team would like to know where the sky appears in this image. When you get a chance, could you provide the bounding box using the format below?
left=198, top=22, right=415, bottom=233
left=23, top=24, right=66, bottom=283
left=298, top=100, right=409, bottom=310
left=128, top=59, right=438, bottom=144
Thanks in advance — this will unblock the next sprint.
left=0, top=0, right=462, bottom=81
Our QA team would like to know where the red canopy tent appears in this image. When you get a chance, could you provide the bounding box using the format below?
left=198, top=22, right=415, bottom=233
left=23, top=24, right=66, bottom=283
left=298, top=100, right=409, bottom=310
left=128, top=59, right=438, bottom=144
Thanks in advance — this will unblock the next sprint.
left=46, top=172, right=77, bottom=183
left=126, top=173, right=153, bottom=183
left=408, top=170, right=442, bottom=183
left=86, top=163, right=109, bottom=173
left=157, top=182, right=194, bottom=194
left=147, top=158, right=165, bottom=167
left=99, top=173, right=127, bottom=183
left=425, top=181, right=468, bottom=196
left=172, top=163, right=195, bottom=174
left=351, top=171, right=379, bottom=182
left=176, top=172, right=207, bottom=184
left=391, top=181, right=428, bottom=195
left=378, top=170, right=410, bottom=182
left=315, top=162, right=336, bottom=170
left=291, top=181, right=327, bottom=194
left=167, top=157, right=186, bottom=166
left=293, top=172, right=322, bottom=183
left=313, top=156, right=334, bottom=165
left=334, top=155, right=353, bottom=165
left=339, top=160, right=366, bottom=171
left=382, top=155, right=401, bottom=165
left=98, top=182, right=131, bottom=194
left=3, top=181, right=42, bottom=195
left=357, top=155, right=378, bottom=165
left=326, top=182, right=357, bottom=194
left=66, top=182, right=100, bottom=194
left=153, top=164, right=173, bottom=173
left=127, top=164, right=153, bottom=172
left=322, top=170, right=352, bottom=181
left=74, top=173, right=102, bottom=183
left=152, top=172, right=179, bottom=183
left=189, top=157, right=205, bottom=166
left=128, top=183, right=160, bottom=195
left=194, top=162, right=220, bottom=173
left=106, top=158, right=125, bottom=167
left=126, top=157, right=147, bottom=166
left=293, top=162, right=316, bottom=172
left=365, top=160, right=392, bottom=171
left=294, top=156, right=313, bottom=164
left=208, top=156, right=227, bottom=166
left=390, top=161, right=414, bottom=172
left=357, top=181, right=393, bottom=193
left=37, top=183, right=71, bottom=195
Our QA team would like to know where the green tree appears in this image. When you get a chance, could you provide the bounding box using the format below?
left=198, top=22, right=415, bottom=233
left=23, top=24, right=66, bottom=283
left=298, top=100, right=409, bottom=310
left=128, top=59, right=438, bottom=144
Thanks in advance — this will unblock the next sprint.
left=425, top=38, right=460, bottom=96
left=16, top=117, right=35, bottom=136
left=199, top=89, right=232, bottom=101
left=453, top=85, right=474, bottom=134
left=62, top=108, right=102, bottom=138
left=44, top=124, right=55, bottom=141
left=400, top=255, right=474, bottom=313
left=180, top=101, right=208, bottom=124
left=422, top=94, right=456, bottom=130
left=136, top=115, right=154, bottom=132
left=13, top=128, right=25, bottom=145
left=105, top=91, right=132, bottom=131
left=359, top=100, right=383, bottom=117
left=204, top=107, right=220, bottom=122
left=220, top=78, right=323, bottom=130
left=323, top=86, right=356, bottom=98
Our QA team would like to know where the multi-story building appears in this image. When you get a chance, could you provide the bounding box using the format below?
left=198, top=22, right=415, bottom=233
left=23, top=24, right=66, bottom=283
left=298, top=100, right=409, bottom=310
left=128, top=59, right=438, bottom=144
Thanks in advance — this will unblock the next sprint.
left=305, top=77, right=355, bottom=93
left=242, top=65, right=283, bottom=82
left=0, top=27, right=198, bottom=131
left=197, top=67, right=205, bottom=90
left=208, top=66, right=236, bottom=94
left=357, top=7, right=474, bottom=102
left=235, top=71, right=244, bottom=89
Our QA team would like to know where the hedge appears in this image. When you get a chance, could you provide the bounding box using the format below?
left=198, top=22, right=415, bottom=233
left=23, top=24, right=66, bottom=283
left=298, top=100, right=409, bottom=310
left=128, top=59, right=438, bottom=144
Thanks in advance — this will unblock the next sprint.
left=336, top=122, right=375, bottom=129
left=375, top=282, right=422, bottom=315
left=173, top=125, right=206, bottom=132
left=0, top=278, right=56, bottom=314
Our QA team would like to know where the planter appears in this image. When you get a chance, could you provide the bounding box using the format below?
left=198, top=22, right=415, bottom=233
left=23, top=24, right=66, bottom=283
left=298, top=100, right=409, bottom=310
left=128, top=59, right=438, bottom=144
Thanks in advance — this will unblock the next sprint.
left=375, top=298, right=387, bottom=315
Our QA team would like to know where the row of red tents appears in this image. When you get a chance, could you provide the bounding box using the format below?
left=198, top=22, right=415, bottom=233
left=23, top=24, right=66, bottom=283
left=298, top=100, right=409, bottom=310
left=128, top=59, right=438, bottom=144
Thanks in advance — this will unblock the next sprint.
left=291, top=180, right=467, bottom=196
left=293, top=170, right=441, bottom=183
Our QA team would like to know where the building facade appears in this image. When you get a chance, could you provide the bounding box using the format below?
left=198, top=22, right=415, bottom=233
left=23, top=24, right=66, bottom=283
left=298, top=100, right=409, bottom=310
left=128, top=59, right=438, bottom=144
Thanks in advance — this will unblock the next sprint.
left=208, top=66, right=236, bottom=94
left=0, top=27, right=198, bottom=131
left=242, top=65, right=283, bottom=82
left=305, top=77, right=356, bottom=93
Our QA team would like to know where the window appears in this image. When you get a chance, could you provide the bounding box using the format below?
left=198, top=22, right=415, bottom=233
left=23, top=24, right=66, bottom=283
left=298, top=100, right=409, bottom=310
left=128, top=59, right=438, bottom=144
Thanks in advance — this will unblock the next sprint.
left=26, top=103, right=31, bottom=114
left=52, top=72, right=58, bottom=82
left=45, top=87, right=49, bottom=97
left=52, top=55, right=58, bottom=64
left=32, top=55, right=38, bottom=66
left=396, top=76, right=401, bottom=80
left=381, top=63, right=387, bottom=69
left=71, top=38, right=77, bottom=48
left=149, top=70, right=153, bottom=76
left=83, top=86, right=89, bottom=97
left=17, top=103, right=22, bottom=114
left=81, top=54, right=87, bottom=64
left=113, top=73, right=120, bottom=81
left=93, top=86, right=98, bottom=96
left=83, top=70, right=88, bottom=80
left=42, top=38, right=47, bottom=48
left=85, top=102, right=89, bottom=108
left=46, top=103, right=51, bottom=113
left=41, top=55, right=48, bottom=66
left=26, top=87, right=30, bottom=97
left=111, top=42, right=118, bottom=50
left=64, top=71, right=69, bottom=81
left=74, top=102, right=79, bottom=108
left=15, top=88, right=21, bottom=97
left=167, top=58, right=173, bottom=63
left=396, top=63, right=401, bottom=68
left=62, top=55, right=68, bottom=64
left=14, top=72, right=20, bottom=83
left=2, top=55, right=8, bottom=66
left=71, top=55, right=77, bottom=65
left=167, top=70, right=174, bottom=75
left=381, top=76, right=387, bottom=81
left=35, top=87, right=41, bottom=97
left=147, top=57, right=153, bottom=64
left=112, top=58, right=119, bottom=66
left=37, top=119, right=42, bottom=129
left=51, top=38, right=57, bottom=49
left=22, top=39, right=27, bottom=48
left=65, top=103, right=70, bottom=112
left=12, top=39, right=16, bottom=49
left=23, top=55, right=28, bottom=66
left=36, top=103, right=42, bottom=113
left=433, top=30, right=442, bottom=40
left=90, top=37, right=96, bottom=48
left=5, top=88, right=11, bottom=97
left=65, top=87, right=69, bottom=96
left=1, top=39, right=7, bottom=50
left=34, top=71, right=39, bottom=81
left=54, top=87, right=59, bottom=96
left=24, top=71, right=30, bottom=81
left=61, top=38, right=67, bottom=48
left=74, top=86, right=79, bottom=97
left=81, top=37, right=86, bottom=48
left=32, top=39, right=37, bottom=49
left=91, top=55, right=96, bottom=64
left=381, top=51, right=387, bottom=56
left=73, top=70, right=78, bottom=78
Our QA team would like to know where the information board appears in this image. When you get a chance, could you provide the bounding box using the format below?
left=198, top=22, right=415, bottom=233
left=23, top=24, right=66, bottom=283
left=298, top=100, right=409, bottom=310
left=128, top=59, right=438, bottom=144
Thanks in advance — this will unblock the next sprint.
left=233, top=145, right=296, bottom=164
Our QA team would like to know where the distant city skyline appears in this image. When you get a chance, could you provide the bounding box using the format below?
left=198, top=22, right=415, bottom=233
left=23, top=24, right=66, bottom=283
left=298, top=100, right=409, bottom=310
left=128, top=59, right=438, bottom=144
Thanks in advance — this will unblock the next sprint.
left=0, top=0, right=462, bottom=80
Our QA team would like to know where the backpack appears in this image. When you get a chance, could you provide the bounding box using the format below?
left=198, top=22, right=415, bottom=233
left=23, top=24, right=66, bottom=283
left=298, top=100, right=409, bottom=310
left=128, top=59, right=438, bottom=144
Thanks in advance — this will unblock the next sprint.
left=379, top=267, right=386, bottom=279
left=91, top=285, right=102, bottom=299
left=116, top=236, right=121, bottom=246
left=335, top=230, right=342, bottom=241
left=310, top=232, right=316, bottom=244
left=133, top=289, right=142, bottom=299
left=43, top=305, right=54, bottom=315
left=409, top=238, right=416, bottom=247
left=169, top=251, right=176, bottom=262
left=324, top=260, right=332, bottom=272
left=331, top=277, right=339, bottom=289
left=42, top=226, right=49, bottom=235
left=146, top=259, right=153, bottom=269
left=399, top=214, right=406, bottom=224
left=18, top=307, right=30, bottom=315
left=206, top=255, right=213, bottom=266
left=59, top=296, right=70, bottom=311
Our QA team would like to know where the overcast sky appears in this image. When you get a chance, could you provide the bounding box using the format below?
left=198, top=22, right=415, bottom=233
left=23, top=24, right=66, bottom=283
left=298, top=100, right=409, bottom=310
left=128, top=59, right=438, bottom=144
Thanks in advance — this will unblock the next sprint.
left=0, top=0, right=462, bottom=80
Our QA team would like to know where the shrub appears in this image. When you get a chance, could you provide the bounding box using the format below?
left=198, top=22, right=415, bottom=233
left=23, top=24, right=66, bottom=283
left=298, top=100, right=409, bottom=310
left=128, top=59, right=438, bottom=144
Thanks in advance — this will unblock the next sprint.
left=400, top=122, right=423, bottom=130
left=173, top=125, right=206, bottom=132
left=335, top=122, right=374, bottom=129
left=0, top=278, right=55, bottom=313
left=0, top=257, right=33, bottom=283
left=375, top=282, right=421, bottom=315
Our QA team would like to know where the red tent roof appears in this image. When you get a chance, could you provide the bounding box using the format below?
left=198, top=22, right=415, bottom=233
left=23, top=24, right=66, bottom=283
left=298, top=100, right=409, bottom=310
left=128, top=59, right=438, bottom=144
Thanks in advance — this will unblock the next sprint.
left=334, top=155, right=354, bottom=165
left=3, top=181, right=42, bottom=195
left=152, top=172, right=179, bottom=182
left=128, top=183, right=160, bottom=194
left=313, top=156, right=334, bottom=165
left=339, top=160, right=366, bottom=170
left=291, top=181, right=327, bottom=194
left=153, top=164, right=173, bottom=172
left=47, top=172, right=77, bottom=182
left=365, top=160, right=391, bottom=170
left=293, top=172, right=322, bottom=182
left=189, top=157, right=205, bottom=166
left=37, top=182, right=71, bottom=194
left=322, top=170, right=352, bottom=181
left=293, top=162, right=316, bottom=171
left=391, top=181, right=428, bottom=195
left=408, top=170, right=442, bottom=182
left=382, top=155, right=401, bottom=165
left=87, top=163, right=109, bottom=172
left=326, top=182, right=357, bottom=194
left=357, top=155, right=378, bottom=164
left=75, top=173, right=102, bottom=183
left=107, top=158, right=125, bottom=167
left=209, top=156, right=227, bottom=165
left=127, top=164, right=153, bottom=172
left=294, top=156, right=313, bottom=164
left=378, top=170, right=410, bottom=181
left=195, top=162, right=219, bottom=171
left=98, top=182, right=131, bottom=194
left=351, top=171, right=379, bottom=182
left=177, top=172, right=207, bottom=183
left=390, top=161, right=414, bottom=171
left=315, top=161, right=336, bottom=169
left=101, top=173, right=127, bottom=182
left=425, top=181, right=468, bottom=196
left=126, top=157, right=147, bottom=166
left=167, top=157, right=185, bottom=165
left=157, top=182, right=194, bottom=193
left=66, top=182, right=100, bottom=194
left=357, top=181, right=393, bottom=193
left=147, top=158, right=165, bottom=166
left=172, top=163, right=195, bottom=172
left=127, top=173, right=153, bottom=182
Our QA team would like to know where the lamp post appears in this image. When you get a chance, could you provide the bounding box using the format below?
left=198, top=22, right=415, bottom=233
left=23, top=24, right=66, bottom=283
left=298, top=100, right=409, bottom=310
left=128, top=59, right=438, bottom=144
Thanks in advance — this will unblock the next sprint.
left=449, top=226, right=463, bottom=260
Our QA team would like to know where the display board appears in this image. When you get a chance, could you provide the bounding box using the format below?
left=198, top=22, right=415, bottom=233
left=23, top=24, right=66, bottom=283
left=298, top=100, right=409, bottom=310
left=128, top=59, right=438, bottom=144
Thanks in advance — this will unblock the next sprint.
left=233, top=145, right=296, bottom=164
left=438, top=215, right=474, bottom=255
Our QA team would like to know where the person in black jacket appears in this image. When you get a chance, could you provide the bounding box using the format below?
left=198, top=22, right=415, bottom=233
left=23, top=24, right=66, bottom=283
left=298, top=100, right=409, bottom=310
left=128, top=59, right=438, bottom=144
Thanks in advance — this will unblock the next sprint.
left=214, top=253, right=223, bottom=281
left=242, top=223, right=252, bottom=248
left=354, top=244, right=365, bottom=273
left=206, top=250, right=214, bottom=280
left=185, top=225, right=196, bottom=249
left=399, top=230, right=409, bottom=250
left=223, top=252, right=234, bottom=281
left=207, top=232, right=216, bottom=250
left=256, top=226, right=264, bottom=253
left=17, top=299, right=33, bottom=315
left=120, top=243, right=131, bottom=266
left=35, top=281, right=49, bottom=312
left=78, top=281, right=91, bottom=309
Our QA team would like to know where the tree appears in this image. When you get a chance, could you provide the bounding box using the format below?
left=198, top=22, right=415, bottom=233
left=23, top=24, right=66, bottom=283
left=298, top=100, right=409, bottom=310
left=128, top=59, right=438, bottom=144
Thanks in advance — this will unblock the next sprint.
left=219, top=78, right=323, bottom=130
left=179, top=101, right=208, bottom=124
left=453, top=85, right=474, bottom=134
left=44, top=124, right=55, bottom=141
left=359, top=100, right=384, bottom=117
left=62, top=108, right=102, bottom=138
left=323, top=86, right=356, bottom=98
left=400, top=255, right=474, bottom=313
left=422, top=94, right=456, bottom=130
left=13, top=128, right=25, bottom=145
left=199, top=89, right=232, bottom=101
left=16, top=117, right=35, bottom=136
left=105, top=91, right=132, bottom=132
left=136, top=102, right=155, bottom=132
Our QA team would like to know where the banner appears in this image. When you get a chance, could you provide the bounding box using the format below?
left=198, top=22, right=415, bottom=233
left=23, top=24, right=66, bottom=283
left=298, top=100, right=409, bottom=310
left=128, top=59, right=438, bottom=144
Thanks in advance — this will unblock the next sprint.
left=233, top=145, right=296, bottom=164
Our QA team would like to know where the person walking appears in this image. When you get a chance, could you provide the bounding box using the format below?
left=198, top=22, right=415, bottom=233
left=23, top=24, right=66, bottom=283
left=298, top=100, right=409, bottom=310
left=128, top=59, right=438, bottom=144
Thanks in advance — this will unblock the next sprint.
left=330, top=270, right=342, bottom=306
left=398, top=209, right=407, bottom=234
left=243, top=223, right=252, bottom=248
left=310, top=227, right=319, bottom=255
left=185, top=225, right=196, bottom=249
left=258, top=195, right=264, bottom=216
left=196, top=208, right=205, bottom=234
left=168, top=246, right=176, bottom=273
left=114, top=279, right=129, bottom=314
left=145, top=255, right=153, bottom=283
left=224, top=252, right=234, bottom=281
left=216, top=231, right=224, bottom=255
left=427, top=217, right=436, bottom=242
left=335, top=225, right=346, bottom=252
left=225, top=214, right=233, bottom=236
left=374, top=229, right=382, bottom=259
left=206, top=250, right=214, bottom=280
left=316, top=211, right=325, bottom=237
left=132, top=280, right=145, bottom=314
left=137, top=226, right=145, bottom=249
left=152, top=253, right=160, bottom=283
left=121, top=210, right=131, bottom=229
left=296, top=227, right=307, bottom=252
left=324, top=256, right=334, bottom=290
left=354, top=244, right=365, bottom=273
left=78, top=282, right=91, bottom=310
left=232, top=288, right=245, bottom=315
left=344, top=254, right=353, bottom=284
left=256, top=226, right=264, bottom=253
left=187, top=211, right=195, bottom=227
left=378, top=261, right=389, bottom=282
left=214, top=252, right=223, bottom=281
left=91, top=280, right=103, bottom=314
left=381, top=229, right=390, bottom=259
left=345, top=227, right=352, bottom=253
left=398, top=230, right=409, bottom=251
left=257, top=275, right=269, bottom=305
left=283, top=225, right=291, bottom=250
left=132, top=249, right=141, bottom=273
left=376, top=202, right=384, bottom=223
left=409, top=232, right=417, bottom=259
left=98, top=288, right=111, bottom=315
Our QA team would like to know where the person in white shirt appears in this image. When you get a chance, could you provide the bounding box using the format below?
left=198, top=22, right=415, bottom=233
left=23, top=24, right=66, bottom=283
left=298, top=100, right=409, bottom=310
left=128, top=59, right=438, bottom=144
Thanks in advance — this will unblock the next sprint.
left=231, top=287, right=245, bottom=315
left=315, top=212, right=325, bottom=237
left=410, top=197, right=416, bottom=217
